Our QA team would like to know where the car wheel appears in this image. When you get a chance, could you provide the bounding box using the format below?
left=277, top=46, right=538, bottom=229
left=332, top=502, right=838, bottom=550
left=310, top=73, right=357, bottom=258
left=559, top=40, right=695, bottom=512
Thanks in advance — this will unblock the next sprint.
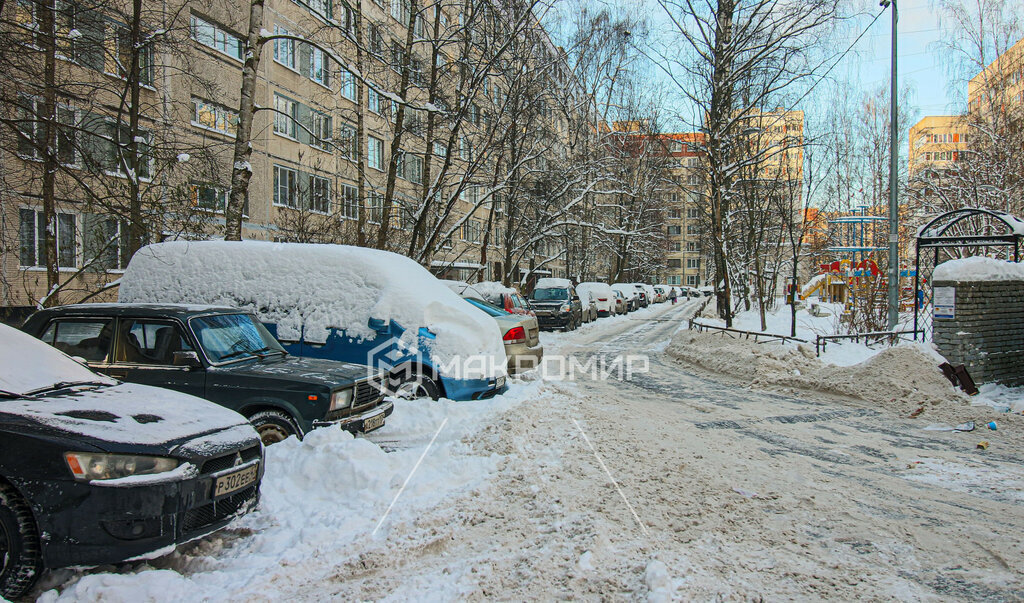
left=393, top=374, right=441, bottom=400
left=249, top=410, right=300, bottom=445
left=0, top=481, right=42, bottom=600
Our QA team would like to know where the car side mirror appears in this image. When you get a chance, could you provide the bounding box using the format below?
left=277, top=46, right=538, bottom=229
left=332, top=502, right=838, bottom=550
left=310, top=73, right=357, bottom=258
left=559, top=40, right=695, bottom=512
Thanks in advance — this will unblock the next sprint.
left=173, top=351, right=203, bottom=369
left=571, top=295, right=580, bottom=302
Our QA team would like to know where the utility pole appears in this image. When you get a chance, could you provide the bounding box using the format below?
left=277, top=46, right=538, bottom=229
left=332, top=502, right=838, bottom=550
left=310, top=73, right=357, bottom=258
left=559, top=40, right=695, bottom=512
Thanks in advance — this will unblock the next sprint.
left=881, top=0, right=899, bottom=329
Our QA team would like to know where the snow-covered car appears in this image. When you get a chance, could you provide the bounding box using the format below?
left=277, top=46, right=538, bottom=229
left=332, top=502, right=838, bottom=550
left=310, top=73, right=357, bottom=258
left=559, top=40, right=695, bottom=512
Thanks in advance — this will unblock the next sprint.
left=576, top=282, right=616, bottom=317
left=22, top=304, right=393, bottom=444
left=652, top=286, right=667, bottom=303
left=611, top=284, right=639, bottom=311
left=630, top=284, right=650, bottom=307
left=118, top=242, right=508, bottom=401
left=529, top=277, right=583, bottom=331
left=612, top=289, right=628, bottom=314
left=0, top=323, right=263, bottom=599
left=472, top=281, right=536, bottom=317
left=463, top=298, right=544, bottom=373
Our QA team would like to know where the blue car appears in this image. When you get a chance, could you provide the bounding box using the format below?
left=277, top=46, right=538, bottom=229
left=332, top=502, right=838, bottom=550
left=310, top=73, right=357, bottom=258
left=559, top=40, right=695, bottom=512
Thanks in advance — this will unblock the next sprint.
left=118, top=241, right=509, bottom=401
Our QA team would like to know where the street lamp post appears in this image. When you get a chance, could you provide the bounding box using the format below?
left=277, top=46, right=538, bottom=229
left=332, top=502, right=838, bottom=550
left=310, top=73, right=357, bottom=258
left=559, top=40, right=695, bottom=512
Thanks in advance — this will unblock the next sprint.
left=881, top=0, right=899, bottom=330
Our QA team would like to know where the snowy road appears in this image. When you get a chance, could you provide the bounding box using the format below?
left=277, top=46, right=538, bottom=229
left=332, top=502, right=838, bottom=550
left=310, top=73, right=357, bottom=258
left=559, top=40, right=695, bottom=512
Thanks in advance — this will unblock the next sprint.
left=41, top=299, right=1024, bottom=600
left=322, top=299, right=1024, bottom=600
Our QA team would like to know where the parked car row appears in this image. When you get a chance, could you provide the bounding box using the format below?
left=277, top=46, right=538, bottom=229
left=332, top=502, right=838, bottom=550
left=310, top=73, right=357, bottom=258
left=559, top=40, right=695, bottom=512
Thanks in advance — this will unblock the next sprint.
left=0, top=240, right=516, bottom=598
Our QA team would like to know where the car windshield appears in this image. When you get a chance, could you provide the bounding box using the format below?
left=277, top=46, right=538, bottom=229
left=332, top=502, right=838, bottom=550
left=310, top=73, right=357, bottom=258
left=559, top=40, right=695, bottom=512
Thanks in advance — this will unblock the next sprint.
left=466, top=297, right=510, bottom=317
left=190, top=313, right=286, bottom=364
left=532, top=288, right=568, bottom=301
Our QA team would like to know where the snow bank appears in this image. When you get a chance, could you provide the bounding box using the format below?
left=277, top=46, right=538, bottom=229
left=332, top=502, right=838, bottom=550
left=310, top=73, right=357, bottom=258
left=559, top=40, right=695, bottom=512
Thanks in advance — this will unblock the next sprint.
left=667, top=330, right=967, bottom=417
left=933, top=256, right=1024, bottom=282
left=118, top=241, right=506, bottom=372
left=535, top=277, right=572, bottom=289
left=39, top=381, right=541, bottom=601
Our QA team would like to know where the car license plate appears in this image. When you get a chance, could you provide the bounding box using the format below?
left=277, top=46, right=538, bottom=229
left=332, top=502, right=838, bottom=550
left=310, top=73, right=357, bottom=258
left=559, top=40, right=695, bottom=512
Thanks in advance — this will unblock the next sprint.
left=213, top=464, right=258, bottom=498
left=495, top=376, right=506, bottom=389
left=363, top=412, right=385, bottom=432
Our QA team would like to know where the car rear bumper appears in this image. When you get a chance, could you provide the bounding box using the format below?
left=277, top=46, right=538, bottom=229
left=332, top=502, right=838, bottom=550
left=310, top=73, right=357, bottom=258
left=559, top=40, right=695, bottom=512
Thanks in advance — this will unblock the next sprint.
left=506, top=343, right=544, bottom=373
left=439, top=375, right=508, bottom=400
left=23, top=458, right=263, bottom=569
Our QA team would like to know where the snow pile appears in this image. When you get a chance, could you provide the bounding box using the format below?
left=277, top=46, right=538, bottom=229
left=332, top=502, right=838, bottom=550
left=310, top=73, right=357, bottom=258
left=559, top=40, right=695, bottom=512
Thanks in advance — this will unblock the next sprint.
left=933, top=256, right=1024, bottom=282
left=118, top=241, right=506, bottom=375
left=0, top=323, right=113, bottom=395
left=535, top=277, right=572, bottom=289
left=667, top=330, right=968, bottom=417
left=39, top=382, right=542, bottom=601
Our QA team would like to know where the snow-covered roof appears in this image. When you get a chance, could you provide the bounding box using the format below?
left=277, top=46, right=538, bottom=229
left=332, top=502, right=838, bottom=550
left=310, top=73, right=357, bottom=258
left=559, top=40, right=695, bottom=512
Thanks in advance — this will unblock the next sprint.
left=119, top=241, right=506, bottom=369
left=535, top=277, right=572, bottom=289
left=933, top=256, right=1024, bottom=282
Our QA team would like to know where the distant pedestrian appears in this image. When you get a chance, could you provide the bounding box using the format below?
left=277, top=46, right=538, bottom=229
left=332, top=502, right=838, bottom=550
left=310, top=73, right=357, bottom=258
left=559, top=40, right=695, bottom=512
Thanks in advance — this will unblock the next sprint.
left=670, top=288, right=678, bottom=305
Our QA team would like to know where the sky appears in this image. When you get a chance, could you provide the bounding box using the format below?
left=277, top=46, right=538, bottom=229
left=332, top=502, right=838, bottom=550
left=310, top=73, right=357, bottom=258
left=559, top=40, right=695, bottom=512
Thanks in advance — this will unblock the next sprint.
left=843, top=0, right=966, bottom=119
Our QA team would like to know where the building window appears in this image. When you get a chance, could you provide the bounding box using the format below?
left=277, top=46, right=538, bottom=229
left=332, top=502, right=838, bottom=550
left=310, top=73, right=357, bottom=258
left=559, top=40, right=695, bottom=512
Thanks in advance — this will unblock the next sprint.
left=273, top=25, right=296, bottom=70
left=304, top=0, right=333, bottom=19
left=309, top=46, right=330, bottom=86
left=667, top=225, right=681, bottom=236
left=341, top=184, right=359, bottom=219
left=367, top=192, right=384, bottom=223
left=105, top=24, right=154, bottom=85
left=668, top=276, right=681, bottom=285
left=668, top=209, right=681, bottom=219
left=398, top=151, right=423, bottom=184
left=687, top=241, right=698, bottom=252
left=273, top=165, right=298, bottom=208
left=338, top=124, right=357, bottom=159
left=368, top=87, right=383, bottom=114
left=191, top=183, right=228, bottom=213
left=309, top=174, right=331, bottom=213
left=340, top=68, right=357, bottom=100
left=687, top=224, right=698, bottom=235
left=462, top=219, right=481, bottom=243
left=20, top=208, right=77, bottom=268
left=104, top=122, right=152, bottom=179
left=368, top=136, right=384, bottom=170
left=190, top=14, right=243, bottom=60
left=433, top=141, right=447, bottom=157
left=273, top=94, right=298, bottom=139
left=668, top=259, right=681, bottom=268
left=687, top=258, right=700, bottom=269
left=191, top=98, right=238, bottom=136
left=17, top=99, right=77, bottom=165
left=83, top=214, right=130, bottom=271
left=310, top=111, right=332, bottom=149
left=671, top=242, right=681, bottom=252
left=686, top=275, right=698, bottom=286
left=687, top=207, right=699, bottom=219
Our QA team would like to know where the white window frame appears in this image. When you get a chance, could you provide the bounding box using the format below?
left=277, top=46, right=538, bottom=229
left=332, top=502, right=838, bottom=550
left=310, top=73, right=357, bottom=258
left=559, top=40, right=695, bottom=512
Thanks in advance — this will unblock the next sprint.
left=273, top=164, right=299, bottom=208
left=190, top=14, right=243, bottom=61
left=340, top=184, right=359, bottom=219
left=367, top=135, right=384, bottom=171
left=273, top=94, right=298, bottom=140
left=191, top=97, right=238, bottom=137
left=273, top=25, right=297, bottom=71
left=19, top=207, right=78, bottom=270
left=309, top=45, right=331, bottom=87
left=309, top=174, right=331, bottom=214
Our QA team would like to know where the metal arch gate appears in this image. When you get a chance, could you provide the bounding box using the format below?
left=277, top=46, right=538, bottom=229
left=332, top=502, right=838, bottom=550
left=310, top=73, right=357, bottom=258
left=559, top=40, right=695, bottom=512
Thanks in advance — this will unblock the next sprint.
left=914, top=208, right=1023, bottom=340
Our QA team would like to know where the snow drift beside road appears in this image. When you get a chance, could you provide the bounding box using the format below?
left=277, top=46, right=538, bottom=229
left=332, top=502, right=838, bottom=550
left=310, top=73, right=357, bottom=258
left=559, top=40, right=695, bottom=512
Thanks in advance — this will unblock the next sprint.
left=118, top=241, right=506, bottom=374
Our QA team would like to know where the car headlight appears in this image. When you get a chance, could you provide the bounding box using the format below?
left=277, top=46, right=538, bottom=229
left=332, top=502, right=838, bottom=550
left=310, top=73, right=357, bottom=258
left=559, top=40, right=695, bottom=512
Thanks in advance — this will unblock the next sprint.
left=331, top=388, right=353, bottom=410
left=559, top=304, right=570, bottom=313
left=64, top=452, right=179, bottom=482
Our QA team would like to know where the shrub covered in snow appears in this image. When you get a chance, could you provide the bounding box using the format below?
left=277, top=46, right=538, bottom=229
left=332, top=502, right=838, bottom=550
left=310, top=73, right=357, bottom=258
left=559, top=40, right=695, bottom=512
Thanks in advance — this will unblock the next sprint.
left=118, top=241, right=505, bottom=369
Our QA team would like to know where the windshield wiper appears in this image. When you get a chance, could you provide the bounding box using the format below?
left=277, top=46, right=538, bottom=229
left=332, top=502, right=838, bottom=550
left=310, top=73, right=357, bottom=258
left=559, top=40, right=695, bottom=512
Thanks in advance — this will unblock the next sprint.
left=25, top=380, right=111, bottom=396
left=0, top=388, right=25, bottom=399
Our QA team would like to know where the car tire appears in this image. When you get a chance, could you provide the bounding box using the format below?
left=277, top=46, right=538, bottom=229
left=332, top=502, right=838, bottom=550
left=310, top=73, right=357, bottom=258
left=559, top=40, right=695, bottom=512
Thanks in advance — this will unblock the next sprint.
left=0, top=481, right=42, bottom=601
left=248, top=410, right=300, bottom=445
left=393, top=374, right=441, bottom=400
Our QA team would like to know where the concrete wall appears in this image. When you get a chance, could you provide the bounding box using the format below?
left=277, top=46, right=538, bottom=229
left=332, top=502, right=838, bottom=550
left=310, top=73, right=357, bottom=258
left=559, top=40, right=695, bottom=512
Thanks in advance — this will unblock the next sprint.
left=932, top=278, right=1024, bottom=386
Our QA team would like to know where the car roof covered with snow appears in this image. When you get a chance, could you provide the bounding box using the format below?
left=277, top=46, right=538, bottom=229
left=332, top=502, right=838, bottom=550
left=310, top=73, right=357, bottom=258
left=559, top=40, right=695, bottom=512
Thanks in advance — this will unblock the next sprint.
left=118, top=241, right=505, bottom=366
left=534, top=277, right=573, bottom=290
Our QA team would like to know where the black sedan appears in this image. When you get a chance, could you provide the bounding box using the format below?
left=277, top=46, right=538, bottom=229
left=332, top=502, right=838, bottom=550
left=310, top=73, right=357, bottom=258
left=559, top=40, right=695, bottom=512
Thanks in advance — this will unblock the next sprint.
left=22, top=304, right=393, bottom=445
left=0, top=323, right=263, bottom=599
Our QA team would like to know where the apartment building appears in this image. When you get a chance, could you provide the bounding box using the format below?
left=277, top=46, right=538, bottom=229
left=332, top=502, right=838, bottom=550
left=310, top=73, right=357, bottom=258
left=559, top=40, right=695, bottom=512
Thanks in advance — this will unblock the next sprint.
left=659, top=132, right=705, bottom=288
left=907, top=115, right=970, bottom=178
left=0, top=0, right=583, bottom=308
left=968, top=35, right=1024, bottom=116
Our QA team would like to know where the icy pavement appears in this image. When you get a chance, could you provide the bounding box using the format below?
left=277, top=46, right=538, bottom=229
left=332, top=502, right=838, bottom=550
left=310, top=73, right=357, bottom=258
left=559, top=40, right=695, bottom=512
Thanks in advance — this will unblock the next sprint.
left=35, top=298, right=1024, bottom=600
